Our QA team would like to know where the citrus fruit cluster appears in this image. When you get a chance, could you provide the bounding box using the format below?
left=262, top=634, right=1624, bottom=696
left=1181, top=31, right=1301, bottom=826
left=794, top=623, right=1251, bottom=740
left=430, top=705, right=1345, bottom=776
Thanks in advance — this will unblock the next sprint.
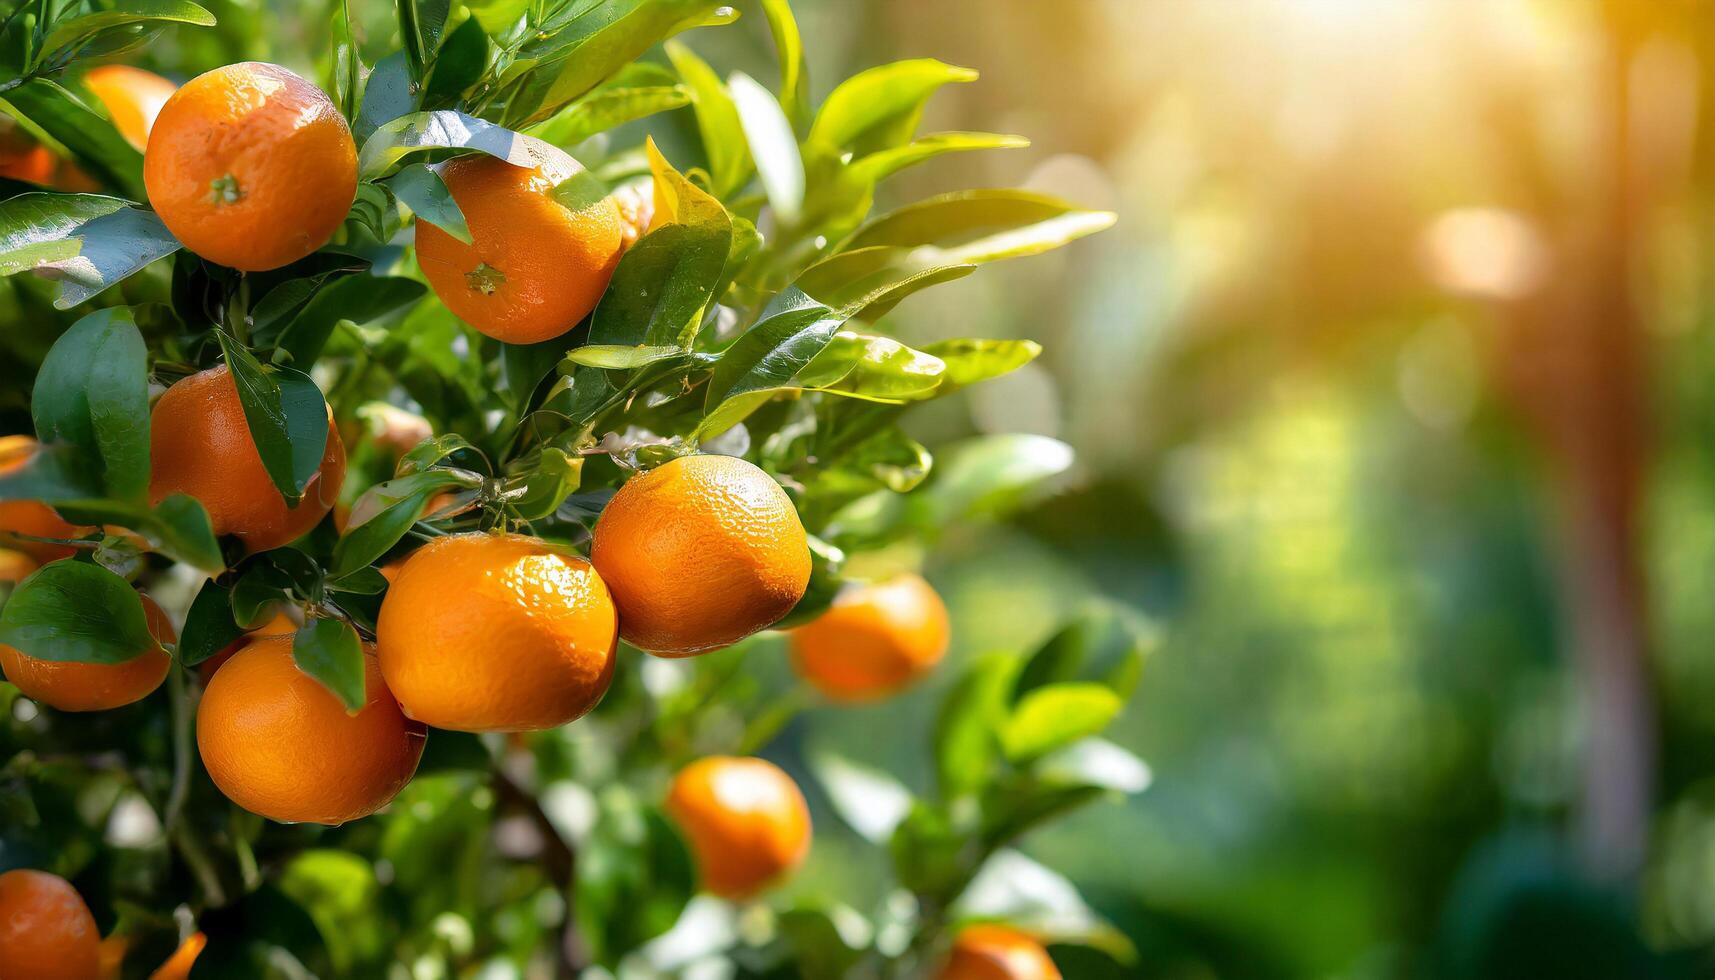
left=1, top=58, right=964, bottom=918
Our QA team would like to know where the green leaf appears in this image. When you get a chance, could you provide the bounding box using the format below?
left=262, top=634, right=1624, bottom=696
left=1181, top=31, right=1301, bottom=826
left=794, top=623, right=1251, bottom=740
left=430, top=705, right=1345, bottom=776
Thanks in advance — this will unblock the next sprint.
left=274, top=274, right=427, bottom=364
left=526, top=63, right=689, bottom=147
left=330, top=0, right=360, bottom=122
left=229, top=560, right=295, bottom=628
left=507, top=448, right=582, bottom=521
left=922, top=338, right=1041, bottom=391
left=496, top=0, right=727, bottom=128
left=935, top=653, right=1021, bottom=798
left=330, top=469, right=473, bottom=577
left=466, top=0, right=528, bottom=34
left=808, top=59, right=976, bottom=158
left=843, top=189, right=1117, bottom=263
left=563, top=344, right=683, bottom=369
left=794, top=244, right=976, bottom=321
left=40, top=1, right=215, bottom=62
left=797, top=330, right=946, bottom=403
left=359, top=109, right=566, bottom=179
left=352, top=52, right=416, bottom=146
left=137, top=494, right=223, bottom=573
left=215, top=333, right=332, bottom=505
left=0, top=562, right=159, bottom=665
left=0, top=79, right=144, bottom=198
left=575, top=788, right=695, bottom=966
left=954, top=850, right=1138, bottom=964
left=697, top=290, right=844, bottom=439
left=31, top=307, right=150, bottom=501
left=590, top=138, right=732, bottom=348
left=849, top=132, right=1029, bottom=184
left=1001, top=683, right=1123, bottom=762
left=665, top=39, right=751, bottom=198
left=759, top=0, right=809, bottom=132
left=1035, top=738, right=1151, bottom=795
left=384, top=163, right=471, bottom=243
left=178, top=578, right=244, bottom=668
left=328, top=565, right=389, bottom=595
left=729, top=71, right=803, bottom=224
left=0, top=193, right=180, bottom=308
left=423, top=11, right=486, bottom=106
left=46, top=493, right=223, bottom=573
left=293, top=617, right=366, bottom=711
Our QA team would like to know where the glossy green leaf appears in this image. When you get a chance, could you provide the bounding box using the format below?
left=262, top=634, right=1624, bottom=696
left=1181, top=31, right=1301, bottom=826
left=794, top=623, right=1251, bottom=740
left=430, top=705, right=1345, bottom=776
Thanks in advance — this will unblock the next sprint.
left=0, top=193, right=180, bottom=308
left=563, top=344, right=683, bottom=369
left=797, top=330, right=946, bottom=402
left=353, top=51, right=415, bottom=145
left=274, top=274, right=428, bottom=364
left=527, top=63, right=689, bottom=147
left=808, top=59, right=976, bottom=158
left=759, top=0, right=809, bottom=131
left=1001, top=683, right=1123, bottom=762
left=848, top=131, right=1029, bottom=184
left=730, top=71, right=803, bottom=224
left=665, top=40, right=751, bottom=198
left=498, top=0, right=727, bottom=128
left=331, top=469, right=474, bottom=577
left=359, top=109, right=568, bottom=179
left=31, top=307, right=150, bottom=501
left=40, top=1, right=214, bottom=62
left=921, top=338, right=1041, bottom=391
left=843, top=189, right=1117, bottom=263
left=697, top=290, right=844, bottom=439
left=293, top=616, right=367, bottom=711
left=177, top=578, right=245, bottom=668
left=0, top=561, right=160, bottom=665
left=794, top=244, right=977, bottom=321
left=423, top=11, right=486, bottom=105
left=507, top=448, right=583, bottom=521
left=386, top=162, right=471, bottom=242
left=216, top=333, right=332, bottom=505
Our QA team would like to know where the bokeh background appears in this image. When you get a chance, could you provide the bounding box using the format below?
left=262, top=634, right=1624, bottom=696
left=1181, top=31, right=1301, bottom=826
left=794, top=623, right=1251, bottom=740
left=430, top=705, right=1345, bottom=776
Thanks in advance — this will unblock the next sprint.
left=17, top=0, right=1715, bottom=976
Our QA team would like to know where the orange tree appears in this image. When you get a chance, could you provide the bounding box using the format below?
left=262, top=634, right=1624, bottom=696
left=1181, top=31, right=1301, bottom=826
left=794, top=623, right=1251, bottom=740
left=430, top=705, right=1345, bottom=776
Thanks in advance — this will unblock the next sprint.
left=0, top=1, right=1144, bottom=976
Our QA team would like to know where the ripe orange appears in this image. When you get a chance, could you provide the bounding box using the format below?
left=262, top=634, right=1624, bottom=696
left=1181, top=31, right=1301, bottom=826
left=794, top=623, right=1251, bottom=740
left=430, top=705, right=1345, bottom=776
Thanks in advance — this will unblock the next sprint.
left=376, top=533, right=618, bottom=732
left=591, top=455, right=810, bottom=655
left=147, top=931, right=206, bottom=980
left=789, top=574, right=950, bottom=701
left=938, top=925, right=1061, bottom=980
left=197, top=634, right=425, bottom=824
left=0, top=435, right=93, bottom=562
left=0, top=869, right=102, bottom=979
left=665, top=756, right=811, bottom=900
left=98, top=934, right=127, bottom=980
left=0, top=549, right=35, bottom=585
left=0, top=594, right=174, bottom=712
left=196, top=610, right=296, bottom=683
left=149, top=365, right=346, bottom=553
left=415, top=153, right=624, bottom=343
left=83, top=65, right=177, bottom=150
left=143, top=62, right=356, bottom=271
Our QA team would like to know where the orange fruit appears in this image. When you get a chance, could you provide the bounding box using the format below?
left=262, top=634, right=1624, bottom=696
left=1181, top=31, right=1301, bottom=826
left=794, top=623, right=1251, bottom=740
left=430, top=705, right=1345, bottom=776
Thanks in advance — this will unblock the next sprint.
left=664, top=756, right=811, bottom=900
left=149, top=365, right=346, bottom=554
left=591, top=455, right=810, bottom=656
left=938, top=925, right=1061, bottom=980
left=0, top=549, right=35, bottom=584
left=613, top=179, right=655, bottom=248
left=196, top=610, right=296, bottom=683
left=0, top=594, right=174, bottom=712
left=98, top=934, right=128, bottom=980
left=376, top=533, right=618, bottom=732
left=0, top=142, right=55, bottom=184
left=143, top=62, right=356, bottom=271
left=83, top=65, right=177, bottom=150
left=197, top=634, right=425, bottom=824
left=0, top=435, right=93, bottom=562
left=789, top=574, right=950, bottom=701
left=0, top=869, right=101, bottom=979
left=148, top=931, right=205, bottom=980
left=415, top=153, right=624, bottom=343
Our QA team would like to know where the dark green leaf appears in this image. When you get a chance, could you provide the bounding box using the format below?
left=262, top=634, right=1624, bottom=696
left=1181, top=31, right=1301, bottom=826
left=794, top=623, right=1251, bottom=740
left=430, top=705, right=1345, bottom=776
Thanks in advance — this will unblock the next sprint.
left=275, top=274, right=427, bottom=364
left=353, top=51, right=415, bottom=145
left=0, top=562, right=159, bottom=665
left=330, top=469, right=472, bottom=577
left=31, top=307, right=150, bottom=501
left=0, top=192, right=180, bottom=308
left=293, top=616, right=366, bottom=711
left=935, top=653, right=1021, bottom=798
left=696, top=290, right=844, bottom=439
left=424, top=14, right=487, bottom=106
left=39, top=1, right=214, bottom=62
left=384, top=163, right=471, bottom=243
left=178, top=578, right=244, bottom=667
left=507, top=448, right=582, bottom=521
left=215, top=333, right=331, bottom=505
left=0, top=79, right=143, bottom=198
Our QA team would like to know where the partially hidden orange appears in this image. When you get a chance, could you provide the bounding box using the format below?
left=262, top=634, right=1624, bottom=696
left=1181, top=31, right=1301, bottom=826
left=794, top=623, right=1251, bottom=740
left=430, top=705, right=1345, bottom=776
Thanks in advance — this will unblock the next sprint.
left=415, top=153, right=624, bottom=343
left=149, top=365, right=346, bottom=554
left=0, top=594, right=174, bottom=712
left=0, top=869, right=101, bottom=980
left=789, top=574, right=951, bottom=702
left=0, top=435, right=92, bottom=562
left=937, top=925, right=1062, bottom=980
left=83, top=65, right=177, bottom=150
left=197, top=634, right=425, bottom=824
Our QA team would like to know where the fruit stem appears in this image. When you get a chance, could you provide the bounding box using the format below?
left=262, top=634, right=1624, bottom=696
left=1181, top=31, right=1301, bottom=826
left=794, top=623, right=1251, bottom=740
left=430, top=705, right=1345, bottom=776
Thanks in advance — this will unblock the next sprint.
left=207, top=173, right=243, bottom=204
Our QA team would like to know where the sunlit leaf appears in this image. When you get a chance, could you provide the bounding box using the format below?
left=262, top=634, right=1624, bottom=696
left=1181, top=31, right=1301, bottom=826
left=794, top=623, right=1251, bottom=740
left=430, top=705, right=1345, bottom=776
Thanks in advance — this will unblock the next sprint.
left=0, top=193, right=180, bottom=308
left=843, top=189, right=1116, bottom=263
left=808, top=59, right=976, bottom=159
left=665, top=40, right=751, bottom=198
left=1001, top=683, right=1123, bottom=762
left=730, top=71, right=803, bottom=224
